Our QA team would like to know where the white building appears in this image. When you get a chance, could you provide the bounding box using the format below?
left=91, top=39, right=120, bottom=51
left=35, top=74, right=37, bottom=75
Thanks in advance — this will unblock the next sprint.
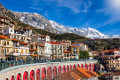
left=12, top=38, right=29, bottom=60
left=44, top=42, right=52, bottom=58
left=31, top=35, right=50, bottom=42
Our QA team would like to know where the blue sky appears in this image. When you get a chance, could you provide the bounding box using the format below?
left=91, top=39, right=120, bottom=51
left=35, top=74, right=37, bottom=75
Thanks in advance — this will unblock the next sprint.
left=1, top=0, right=120, bottom=35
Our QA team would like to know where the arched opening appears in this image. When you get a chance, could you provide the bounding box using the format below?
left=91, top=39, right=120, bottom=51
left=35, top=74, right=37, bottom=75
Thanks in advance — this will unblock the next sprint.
left=42, top=67, right=46, bottom=80
left=73, top=64, right=76, bottom=69
left=53, top=66, right=57, bottom=78
left=92, top=63, right=95, bottom=71
left=11, top=75, right=15, bottom=80
left=58, top=66, right=61, bottom=75
left=36, top=69, right=40, bottom=80
left=67, top=65, right=69, bottom=71
left=23, top=71, right=28, bottom=80
left=16, top=73, right=21, bottom=80
left=89, top=63, right=91, bottom=71
left=30, top=70, right=35, bottom=80
left=81, top=64, right=83, bottom=68
left=6, top=78, right=9, bottom=80
left=70, top=65, right=72, bottom=70
left=63, top=65, right=66, bottom=73
left=85, top=64, right=88, bottom=70
left=47, top=67, right=52, bottom=79
left=77, top=64, right=80, bottom=68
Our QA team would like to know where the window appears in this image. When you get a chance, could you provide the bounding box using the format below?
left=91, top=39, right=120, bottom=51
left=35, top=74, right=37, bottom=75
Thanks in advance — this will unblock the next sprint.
left=21, top=50, right=23, bottom=53
left=7, top=49, right=9, bottom=52
left=11, top=29, right=13, bottom=32
left=7, top=42, right=9, bottom=45
left=4, top=30, right=6, bottom=32
left=26, top=50, right=28, bottom=53
left=115, top=76, right=119, bottom=80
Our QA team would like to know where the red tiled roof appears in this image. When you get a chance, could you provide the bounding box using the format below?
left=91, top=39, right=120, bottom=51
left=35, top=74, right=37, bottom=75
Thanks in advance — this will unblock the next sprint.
left=0, top=35, right=9, bottom=39
left=61, top=41, right=70, bottom=43
left=19, top=41, right=28, bottom=45
left=30, top=43, right=45, bottom=47
left=40, top=35, right=48, bottom=37
left=12, top=38, right=19, bottom=42
left=71, top=46, right=78, bottom=48
left=50, top=42, right=61, bottom=44
left=92, top=51, right=99, bottom=55
left=56, top=68, right=98, bottom=80
left=102, top=48, right=120, bottom=53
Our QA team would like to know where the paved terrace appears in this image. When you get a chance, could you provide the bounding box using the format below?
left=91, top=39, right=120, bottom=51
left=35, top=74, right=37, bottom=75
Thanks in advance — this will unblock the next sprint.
left=0, top=60, right=98, bottom=80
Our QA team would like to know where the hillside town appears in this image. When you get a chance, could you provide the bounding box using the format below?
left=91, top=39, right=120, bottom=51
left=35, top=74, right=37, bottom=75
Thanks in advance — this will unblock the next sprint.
left=0, top=15, right=89, bottom=61
left=1, top=15, right=120, bottom=80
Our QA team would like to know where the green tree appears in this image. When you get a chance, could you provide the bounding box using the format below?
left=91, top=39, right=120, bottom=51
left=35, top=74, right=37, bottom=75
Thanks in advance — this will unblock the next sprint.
left=79, top=51, right=89, bottom=59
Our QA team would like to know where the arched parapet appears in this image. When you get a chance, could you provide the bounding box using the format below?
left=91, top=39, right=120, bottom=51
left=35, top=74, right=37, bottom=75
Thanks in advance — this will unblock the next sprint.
left=58, top=66, right=61, bottom=75
left=89, top=63, right=91, bottom=71
left=85, top=64, right=88, bottom=70
left=47, top=67, right=52, bottom=79
left=0, top=60, right=97, bottom=80
left=36, top=69, right=40, bottom=80
left=53, top=66, right=57, bottom=78
left=23, top=71, right=28, bottom=80
left=16, top=73, right=21, bottom=80
left=42, top=67, right=46, bottom=80
left=67, top=65, right=69, bottom=71
left=70, top=65, right=72, bottom=70
left=73, top=64, right=76, bottom=69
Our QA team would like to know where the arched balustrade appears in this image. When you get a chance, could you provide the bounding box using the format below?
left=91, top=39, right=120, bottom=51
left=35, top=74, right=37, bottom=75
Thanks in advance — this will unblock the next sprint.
left=81, top=64, right=83, bottom=68
left=73, top=64, right=76, bottom=69
left=89, top=63, right=91, bottom=71
left=70, top=65, right=72, bottom=70
left=11, top=76, right=15, bottom=80
left=47, top=67, right=52, bottom=79
left=30, top=70, right=35, bottom=80
left=92, top=63, right=95, bottom=71
left=77, top=64, right=80, bottom=68
left=53, top=66, right=57, bottom=78
left=36, top=69, right=40, bottom=80
left=6, top=63, right=96, bottom=80
left=6, top=78, right=9, bottom=80
left=23, top=71, right=28, bottom=80
left=58, top=66, right=61, bottom=75
left=42, top=67, right=46, bottom=80
left=67, top=65, right=69, bottom=71
left=63, top=65, right=66, bottom=73
left=85, top=64, right=88, bottom=70
left=16, top=73, right=21, bottom=80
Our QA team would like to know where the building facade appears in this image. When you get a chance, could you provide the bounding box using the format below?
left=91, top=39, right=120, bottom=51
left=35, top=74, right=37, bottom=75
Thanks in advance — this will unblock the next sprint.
left=50, top=42, right=63, bottom=59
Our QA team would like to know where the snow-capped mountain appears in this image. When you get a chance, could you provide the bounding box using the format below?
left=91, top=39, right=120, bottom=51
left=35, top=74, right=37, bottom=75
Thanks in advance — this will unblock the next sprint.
left=13, top=12, right=120, bottom=39
left=49, top=20, right=108, bottom=39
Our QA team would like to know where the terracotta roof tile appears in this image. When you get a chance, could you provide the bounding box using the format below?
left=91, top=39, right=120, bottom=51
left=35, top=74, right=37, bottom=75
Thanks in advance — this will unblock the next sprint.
left=0, top=35, right=9, bottom=39
left=50, top=42, right=61, bottom=44
left=56, top=68, right=98, bottom=80
left=19, top=41, right=28, bottom=45
left=71, top=46, right=78, bottom=48
left=12, top=38, right=19, bottom=42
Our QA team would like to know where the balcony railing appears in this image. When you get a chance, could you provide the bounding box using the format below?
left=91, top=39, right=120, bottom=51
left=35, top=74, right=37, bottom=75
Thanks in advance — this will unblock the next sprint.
left=0, top=59, right=97, bottom=71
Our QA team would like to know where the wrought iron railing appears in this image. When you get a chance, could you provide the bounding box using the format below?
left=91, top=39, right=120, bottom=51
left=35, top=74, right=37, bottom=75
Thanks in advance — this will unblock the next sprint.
left=0, top=59, right=97, bottom=71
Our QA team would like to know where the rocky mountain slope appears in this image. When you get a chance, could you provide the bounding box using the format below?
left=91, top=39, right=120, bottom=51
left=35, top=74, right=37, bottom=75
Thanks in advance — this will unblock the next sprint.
left=13, top=12, right=120, bottom=39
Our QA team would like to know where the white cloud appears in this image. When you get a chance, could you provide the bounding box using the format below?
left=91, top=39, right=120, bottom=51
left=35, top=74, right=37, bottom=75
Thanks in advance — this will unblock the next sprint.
left=43, top=0, right=93, bottom=14
left=30, top=7, right=42, bottom=11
